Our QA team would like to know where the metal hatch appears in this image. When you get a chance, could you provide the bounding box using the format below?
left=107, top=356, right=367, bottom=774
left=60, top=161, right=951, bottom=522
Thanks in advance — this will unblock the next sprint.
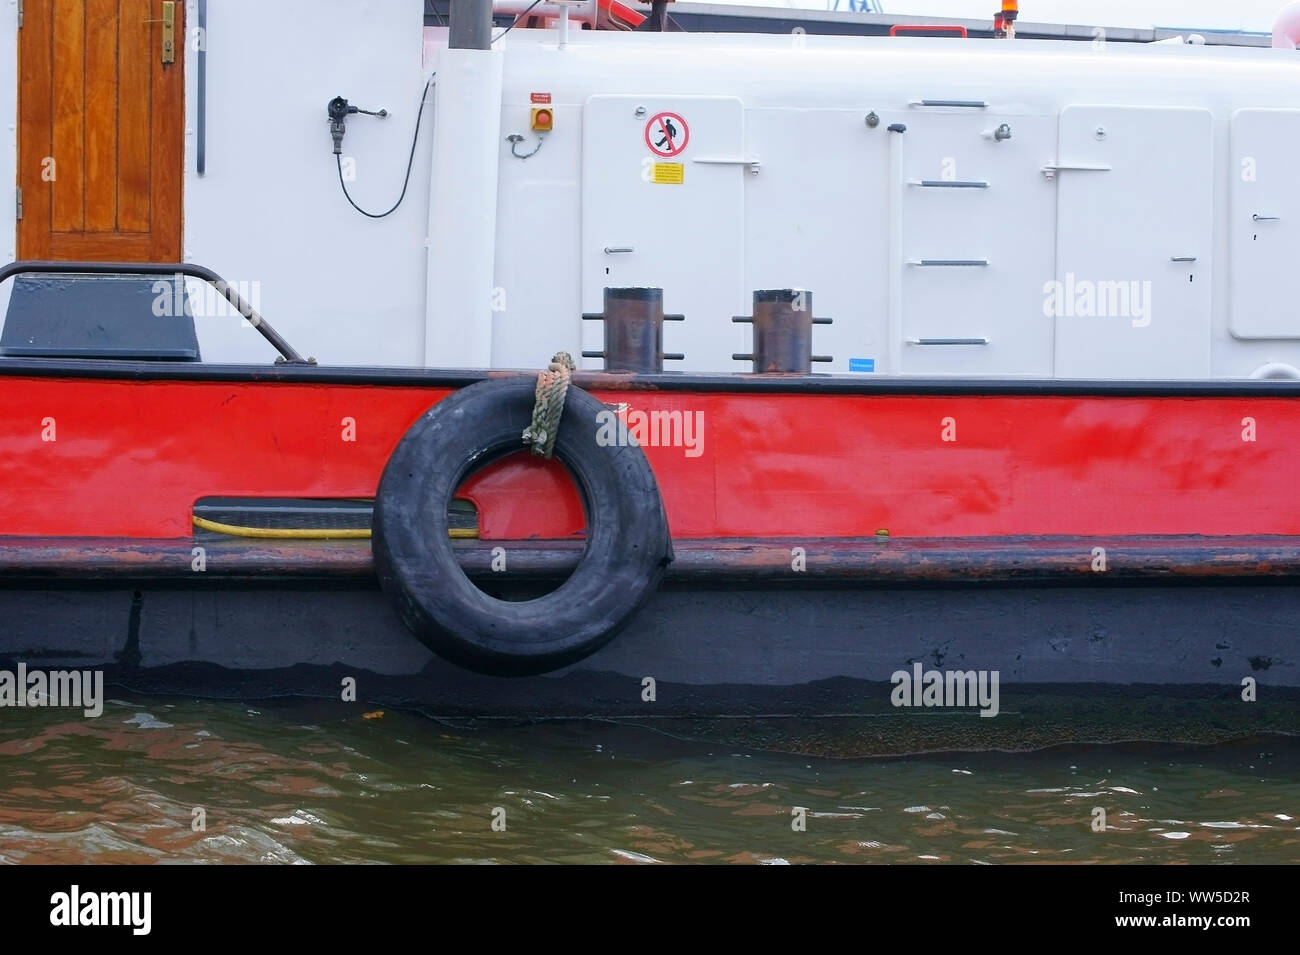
left=1229, top=108, right=1300, bottom=340
left=1051, top=105, right=1212, bottom=378
left=581, top=94, right=746, bottom=372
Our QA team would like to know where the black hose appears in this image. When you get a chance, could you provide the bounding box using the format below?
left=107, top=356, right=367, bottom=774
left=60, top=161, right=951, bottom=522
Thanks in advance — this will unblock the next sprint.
left=336, top=76, right=434, bottom=219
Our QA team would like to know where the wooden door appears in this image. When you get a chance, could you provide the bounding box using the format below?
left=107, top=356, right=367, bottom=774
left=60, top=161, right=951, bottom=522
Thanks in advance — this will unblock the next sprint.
left=17, top=0, right=184, bottom=262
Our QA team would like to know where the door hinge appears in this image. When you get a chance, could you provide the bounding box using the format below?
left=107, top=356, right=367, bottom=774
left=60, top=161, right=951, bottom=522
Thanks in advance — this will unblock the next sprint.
left=17, top=0, right=22, bottom=28
left=15, top=187, right=21, bottom=221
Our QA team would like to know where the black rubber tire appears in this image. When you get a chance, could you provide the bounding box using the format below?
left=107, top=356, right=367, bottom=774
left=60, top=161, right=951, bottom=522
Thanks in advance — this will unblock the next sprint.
left=372, top=376, right=672, bottom=676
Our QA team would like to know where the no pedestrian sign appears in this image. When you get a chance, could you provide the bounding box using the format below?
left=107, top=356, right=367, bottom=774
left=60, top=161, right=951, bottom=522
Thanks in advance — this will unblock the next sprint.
left=645, top=111, right=689, bottom=158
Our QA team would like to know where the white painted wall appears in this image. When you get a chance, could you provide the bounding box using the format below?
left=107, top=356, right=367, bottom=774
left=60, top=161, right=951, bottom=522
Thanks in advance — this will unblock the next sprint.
left=487, top=32, right=1300, bottom=378
left=0, top=0, right=17, bottom=323
left=183, top=0, right=429, bottom=364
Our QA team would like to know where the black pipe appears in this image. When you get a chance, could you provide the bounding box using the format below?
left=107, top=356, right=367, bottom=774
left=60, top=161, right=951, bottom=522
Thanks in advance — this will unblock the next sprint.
left=0, top=261, right=310, bottom=365
left=197, top=0, right=207, bottom=175
left=448, top=0, right=493, bottom=50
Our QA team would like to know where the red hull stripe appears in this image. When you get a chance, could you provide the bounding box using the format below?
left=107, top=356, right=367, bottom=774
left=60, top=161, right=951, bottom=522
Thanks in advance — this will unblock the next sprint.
left=0, top=375, right=1293, bottom=540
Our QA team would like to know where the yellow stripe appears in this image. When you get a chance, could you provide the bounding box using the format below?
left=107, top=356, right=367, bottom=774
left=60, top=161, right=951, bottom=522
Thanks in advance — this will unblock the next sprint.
left=192, top=515, right=478, bottom=540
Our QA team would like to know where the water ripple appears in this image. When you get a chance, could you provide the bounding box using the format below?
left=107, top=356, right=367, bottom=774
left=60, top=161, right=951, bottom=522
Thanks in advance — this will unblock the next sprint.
left=1, top=700, right=1297, bottom=864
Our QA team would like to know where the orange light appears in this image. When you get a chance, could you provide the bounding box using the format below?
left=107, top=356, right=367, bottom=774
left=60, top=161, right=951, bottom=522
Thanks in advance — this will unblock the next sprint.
left=531, top=108, right=553, bottom=132
left=1002, top=0, right=1018, bottom=11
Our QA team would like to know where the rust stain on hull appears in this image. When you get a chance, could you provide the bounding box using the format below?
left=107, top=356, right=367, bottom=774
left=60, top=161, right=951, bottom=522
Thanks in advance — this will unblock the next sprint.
left=5, top=535, right=1300, bottom=583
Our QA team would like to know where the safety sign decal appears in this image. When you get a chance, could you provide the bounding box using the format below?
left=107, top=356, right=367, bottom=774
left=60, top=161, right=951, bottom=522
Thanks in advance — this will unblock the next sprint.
left=644, top=112, right=689, bottom=158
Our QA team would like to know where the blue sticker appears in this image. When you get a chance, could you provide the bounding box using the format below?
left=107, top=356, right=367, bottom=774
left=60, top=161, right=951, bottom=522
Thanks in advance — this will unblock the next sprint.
left=849, top=358, right=876, bottom=373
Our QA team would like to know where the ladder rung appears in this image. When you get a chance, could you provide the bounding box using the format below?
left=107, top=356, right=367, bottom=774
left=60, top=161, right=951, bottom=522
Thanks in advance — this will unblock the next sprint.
left=909, top=180, right=990, bottom=188
left=909, top=99, right=989, bottom=109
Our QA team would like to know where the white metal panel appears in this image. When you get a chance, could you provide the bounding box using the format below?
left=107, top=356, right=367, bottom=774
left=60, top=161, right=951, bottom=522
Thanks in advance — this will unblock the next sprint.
left=0, top=4, right=16, bottom=328
left=426, top=48, right=504, bottom=368
left=896, top=112, right=1057, bottom=377
left=494, top=178, right=583, bottom=369
left=1229, top=109, right=1300, bottom=340
left=581, top=95, right=745, bottom=372
left=1053, top=105, right=1213, bottom=378
left=184, top=0, right=430, bottom=366
left=742, top=108, right=889, bottom=376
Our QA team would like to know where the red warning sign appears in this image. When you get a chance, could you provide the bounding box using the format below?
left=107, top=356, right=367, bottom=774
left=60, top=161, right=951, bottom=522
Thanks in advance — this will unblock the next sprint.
left=644, top=111, right=689, bottom=158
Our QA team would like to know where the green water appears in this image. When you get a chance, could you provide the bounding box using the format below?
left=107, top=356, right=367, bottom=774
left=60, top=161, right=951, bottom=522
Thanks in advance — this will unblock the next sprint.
left=0, top=698, right=1296, bottom=864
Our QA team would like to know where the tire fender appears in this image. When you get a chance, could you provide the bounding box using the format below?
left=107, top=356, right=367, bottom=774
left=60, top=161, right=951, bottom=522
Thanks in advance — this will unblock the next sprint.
left=373, top=376, right=672, bottom=676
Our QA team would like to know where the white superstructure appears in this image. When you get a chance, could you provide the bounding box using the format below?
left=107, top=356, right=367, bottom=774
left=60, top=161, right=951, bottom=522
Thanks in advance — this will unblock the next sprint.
left=5, top=1, right=1300, bottom=379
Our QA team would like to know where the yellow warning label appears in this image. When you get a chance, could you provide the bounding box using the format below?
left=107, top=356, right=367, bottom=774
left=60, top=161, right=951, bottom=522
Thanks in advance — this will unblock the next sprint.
left=652, top=163, right=684, bottom=184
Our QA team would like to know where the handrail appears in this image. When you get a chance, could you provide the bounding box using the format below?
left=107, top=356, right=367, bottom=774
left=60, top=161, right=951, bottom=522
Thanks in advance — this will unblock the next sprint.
left=0, top=261, right=311, bottom=364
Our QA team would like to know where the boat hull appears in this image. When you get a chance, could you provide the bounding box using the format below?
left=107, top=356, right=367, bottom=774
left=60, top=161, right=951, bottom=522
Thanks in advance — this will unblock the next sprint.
left=2, top=360, right=1299, bottom=752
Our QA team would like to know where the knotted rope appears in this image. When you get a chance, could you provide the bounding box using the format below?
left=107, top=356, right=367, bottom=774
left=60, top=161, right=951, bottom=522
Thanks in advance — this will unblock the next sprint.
left=522, top=351, right=576, bottom=459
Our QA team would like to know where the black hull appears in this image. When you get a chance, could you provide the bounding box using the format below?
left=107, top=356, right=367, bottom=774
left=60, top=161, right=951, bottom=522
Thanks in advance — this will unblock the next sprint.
left=3, top=578, right=1297, bottom=756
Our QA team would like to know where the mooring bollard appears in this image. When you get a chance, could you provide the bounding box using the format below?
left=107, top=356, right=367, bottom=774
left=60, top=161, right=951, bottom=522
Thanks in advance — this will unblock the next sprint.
left=733, top=289, right=832, bottom=373
left=582, top=287, right=685, bottom=373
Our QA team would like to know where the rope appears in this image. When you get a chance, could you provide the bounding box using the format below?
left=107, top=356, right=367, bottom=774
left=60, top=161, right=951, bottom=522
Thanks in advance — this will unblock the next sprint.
left=522, top=351, right=576, bottom=460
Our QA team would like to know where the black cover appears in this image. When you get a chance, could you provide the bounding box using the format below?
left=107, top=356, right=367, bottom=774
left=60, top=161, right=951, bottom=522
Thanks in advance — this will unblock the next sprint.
left=1, top=273, right=200, bottom=360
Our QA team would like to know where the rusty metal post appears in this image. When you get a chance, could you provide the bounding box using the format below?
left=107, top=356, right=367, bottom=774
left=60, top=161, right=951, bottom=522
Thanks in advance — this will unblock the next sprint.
left=732, top=289, right=832, bottom=373
left=582, top=287, right=684, bottom=373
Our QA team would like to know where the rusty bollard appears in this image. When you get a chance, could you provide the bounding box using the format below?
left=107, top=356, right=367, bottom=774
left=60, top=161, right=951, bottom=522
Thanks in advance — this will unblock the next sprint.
left=581, top=287, right=685, bottom=373
left=733, top=289, right=832, bottom=373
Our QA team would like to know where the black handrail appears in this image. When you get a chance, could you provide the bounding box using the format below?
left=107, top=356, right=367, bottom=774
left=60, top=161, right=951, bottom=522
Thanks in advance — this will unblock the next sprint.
left=0, top=261, right=311, bottom=364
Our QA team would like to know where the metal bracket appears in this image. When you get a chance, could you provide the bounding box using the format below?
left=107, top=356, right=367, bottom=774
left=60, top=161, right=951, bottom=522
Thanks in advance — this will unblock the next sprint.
left=692, top=157, right=761, bottom=175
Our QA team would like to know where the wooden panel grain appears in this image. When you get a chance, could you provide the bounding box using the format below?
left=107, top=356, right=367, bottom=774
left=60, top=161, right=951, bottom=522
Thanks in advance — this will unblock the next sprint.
left=51, top=0, right=87, bottom=232
left=16, top=0, right=55, bottom=258
left=117, top=0, right=152, bottom=232
left=48, top=232, right=152, bottom=261
left=21, top=0, right=183, bottom=262
left=84, top=0, right=120, bottom=232
left=148, top=0, right=184, bottom=261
